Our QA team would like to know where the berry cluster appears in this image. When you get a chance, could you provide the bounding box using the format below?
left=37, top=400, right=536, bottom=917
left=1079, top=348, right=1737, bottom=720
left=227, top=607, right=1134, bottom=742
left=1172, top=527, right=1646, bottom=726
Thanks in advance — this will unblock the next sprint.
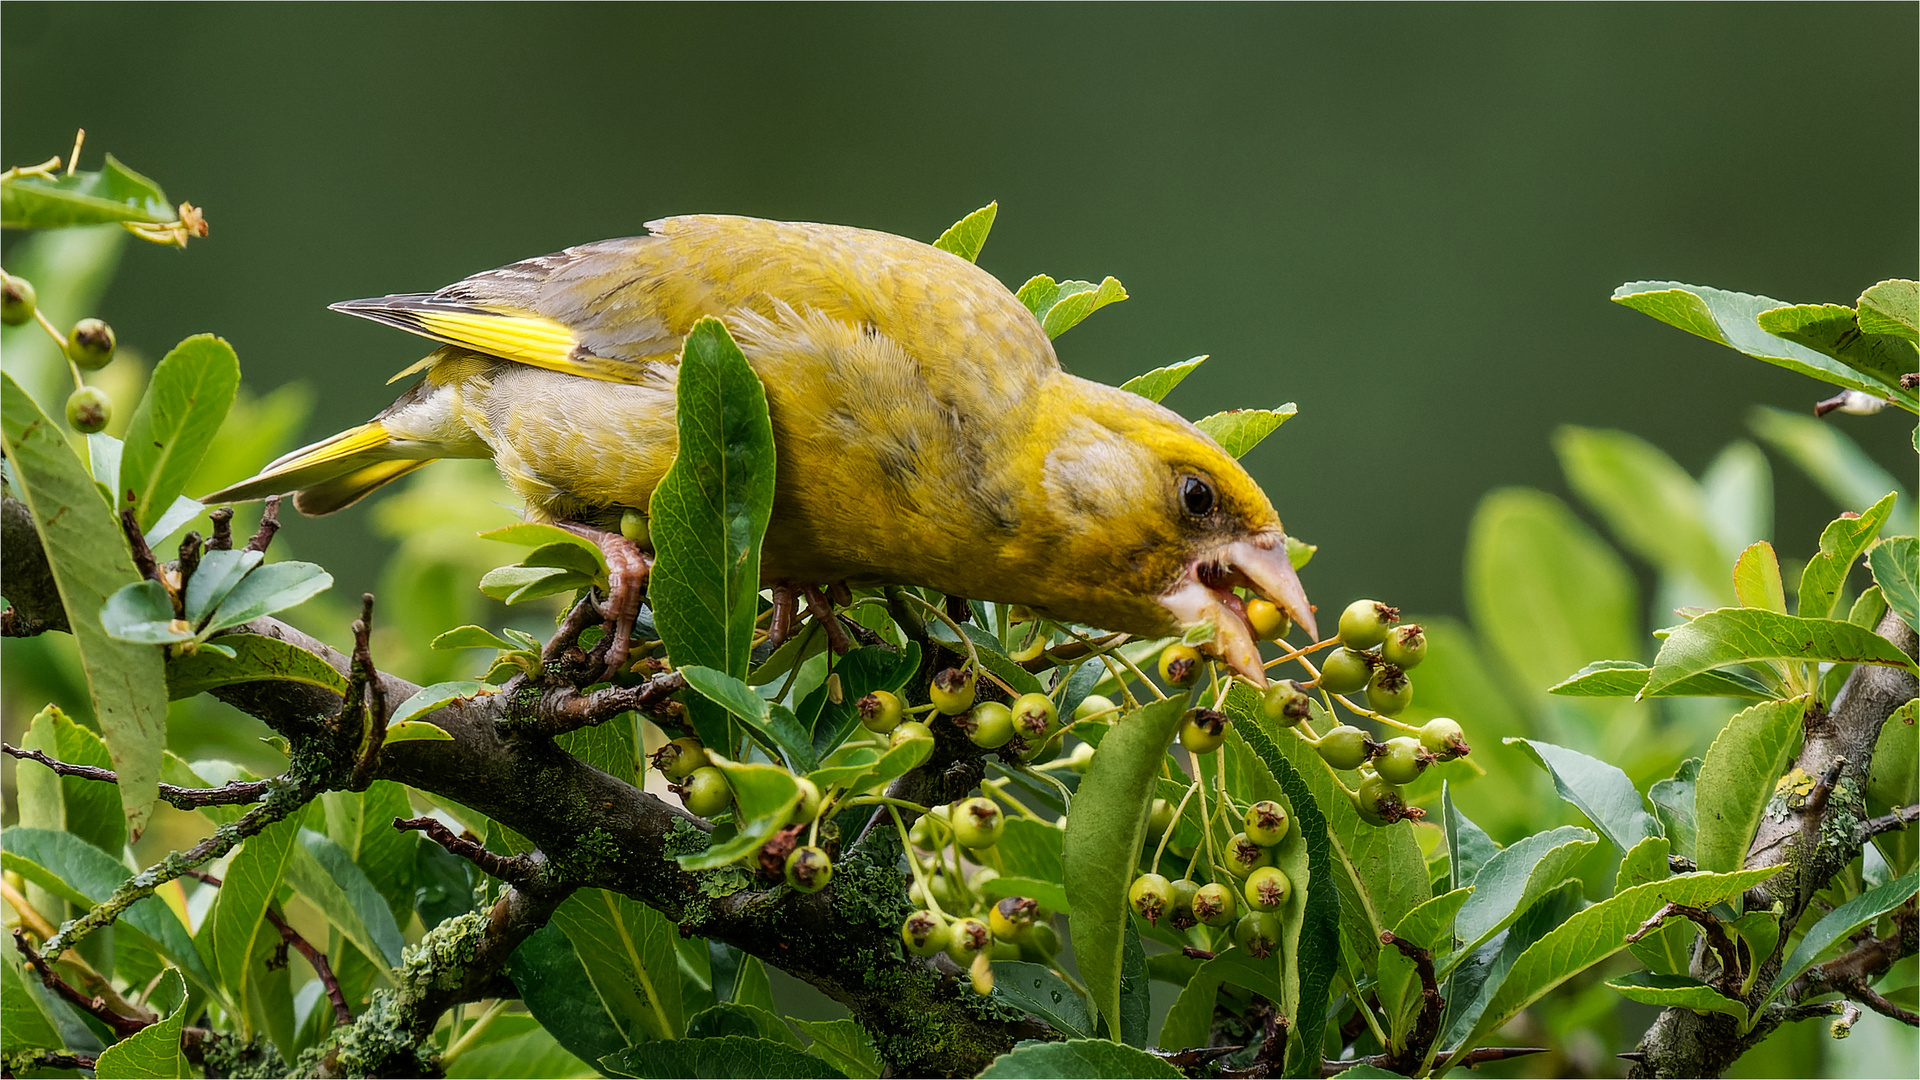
left=2, top=270, right=120, bottom=434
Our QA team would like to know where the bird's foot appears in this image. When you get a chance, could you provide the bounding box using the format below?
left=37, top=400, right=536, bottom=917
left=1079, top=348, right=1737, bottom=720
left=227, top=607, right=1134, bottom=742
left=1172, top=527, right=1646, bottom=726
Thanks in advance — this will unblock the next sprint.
left=558, top=522, right=652, bottom=679
left=766, top=582, right=800, bottom=650
left=802, top=584, right=853, bottom=655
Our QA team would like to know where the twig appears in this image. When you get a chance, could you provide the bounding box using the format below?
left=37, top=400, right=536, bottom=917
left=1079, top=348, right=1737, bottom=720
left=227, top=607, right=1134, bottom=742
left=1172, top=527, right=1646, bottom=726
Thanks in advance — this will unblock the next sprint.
left=1626, top=902, right=1743, bottom=989
left=266, top=906, right=353, bottom=1026
left=13, top=929, right=154, bottom=1037
left=12, top=1052, right=99, bottom=1072
left=120, top=507, right=159, bottom=581
left=512, top=671, right=686, bottom=736
left=1856, top=804, right=1920, bottom=843
left=349, top=594, right=388, bottom=790
left=244, top=494, right=281, bottom=554
left=1380, top=931, right=1445, bottom=1069
left=2, top=743, right=271, bottom=808
left=175, top=531, right=204, bottom=613
left=540, top=593, right=602, bottom=668
left=1846, top=981, right=1918, bottom=1027
left=1325, top=1047, right=1544, bottom=1076
left=394, top=817, right=545, bottom=887
left=207, top=506, right=234, bottom=550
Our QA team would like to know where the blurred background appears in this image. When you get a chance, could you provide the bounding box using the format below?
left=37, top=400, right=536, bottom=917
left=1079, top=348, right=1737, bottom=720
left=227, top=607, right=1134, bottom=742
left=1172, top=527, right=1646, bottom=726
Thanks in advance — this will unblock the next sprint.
left=3, top=4, right=1915, bottom=1076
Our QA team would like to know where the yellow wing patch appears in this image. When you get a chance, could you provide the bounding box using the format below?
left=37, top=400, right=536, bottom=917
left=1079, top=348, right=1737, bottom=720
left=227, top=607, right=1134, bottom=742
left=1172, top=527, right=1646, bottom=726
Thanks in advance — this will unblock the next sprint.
left=409, top=308, right=576, bottom=369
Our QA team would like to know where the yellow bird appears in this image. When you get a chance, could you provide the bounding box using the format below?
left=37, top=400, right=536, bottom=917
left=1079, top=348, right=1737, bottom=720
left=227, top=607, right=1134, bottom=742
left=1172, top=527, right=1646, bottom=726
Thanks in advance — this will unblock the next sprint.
left=203, top=215, right=1314, bottom=682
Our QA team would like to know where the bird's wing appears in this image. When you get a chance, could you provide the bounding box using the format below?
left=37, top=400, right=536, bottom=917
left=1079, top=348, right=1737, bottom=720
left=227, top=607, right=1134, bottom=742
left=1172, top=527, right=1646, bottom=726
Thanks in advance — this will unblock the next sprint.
left=330, top=216, right=1060, bottom=390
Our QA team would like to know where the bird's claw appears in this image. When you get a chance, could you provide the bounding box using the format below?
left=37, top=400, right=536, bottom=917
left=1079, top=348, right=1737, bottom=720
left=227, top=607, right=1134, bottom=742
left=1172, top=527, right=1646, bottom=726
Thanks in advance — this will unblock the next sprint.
left=560, top=522, right=652, bottom=680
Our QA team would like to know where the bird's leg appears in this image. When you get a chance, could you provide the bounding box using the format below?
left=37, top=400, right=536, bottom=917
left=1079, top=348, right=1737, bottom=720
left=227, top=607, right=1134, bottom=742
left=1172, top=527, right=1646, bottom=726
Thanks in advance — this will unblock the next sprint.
left=767, top=582, right=799, bottom=650
left=801, top=586, right=852, bottom=656
left=558, top=522, right=651, bottom=678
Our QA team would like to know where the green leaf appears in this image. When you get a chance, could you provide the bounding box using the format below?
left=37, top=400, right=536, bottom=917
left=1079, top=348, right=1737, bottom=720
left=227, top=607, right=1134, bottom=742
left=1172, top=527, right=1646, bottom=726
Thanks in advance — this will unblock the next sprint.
left=806, top=643, right=920, bottom=762
left=206, top=812, right=302, bottom=1039
left=1649, top=759, right=1702, bottom=861
left=505, top=922, right=630, bottom=1069
left=1750, top=407, right=1912, bottom=532
left=284, top=830, right=406, bottom=967
left=978, top=875, right=1071, bottom=919
left=1453, top=826, right=1597, bottom=956
left=1554, top=426, right=1731, bottom=603
left=552, top=888, right=687, bottom=1043
left=1, top=154, right=177, bottom=229
left=1118, top=356, right=1206, bottom=402
left=932, top=202, right=997, bottom=263
left=1064, top=697, right=1184, bottom=1039
left=1757, top=302, right=1917, bottom=396
left=977, top=1039, right=1180, bottom=1079
left=681, top=665, right=817, bottom=773
left=442, top=1013, right=597, bottom=1079
left=1448, top=866, right=1781, bottom=1066
left=479, top=521, right=610, bottom=568
left=1194, top=406, right=1297, bottom=458
left=990, top=961, right=1093, bottom=1038
left=1620, top=841, right=1693, bottom=975
left=1604, top=972, right=1748, bottom=1026
left=601, top=1036, right=845, bottom=1078
left=165, top=632, right=349, bottom=699
left=431, top=625, right=520, bottom=651
left=0, top=944, right=63, bottom=1053
left=1869, top=537, right=1918, bottom=632
left=1443, top=783, right=1501, bottom=890
left=1378, top=887, right=1473, bottom=1043
left=389, top=680, right=493, bottom=725
left=1733, top=542, right=1787, bottom=614
left=1856, top=279, right=1918, bottom=343
left=18, top=703, right=124, bottom=858
left=1507, top=739, right=1660, bottom=853
left=1613, top=282, right=1895, bottom=399
left=181, top=548, right=262, bottom=626
left=1766, top=867, right=1919, bottom=1006
left=100, top=579, right=194, bottom=644
left=1799, top=495, right=1900, bottom=620
left=477, top=564, right=589, bottom=604
left=2, top=370, right=168, bottom=839
left=1438, top=880, right=1583, bottom=1054
left=995, top=817, right=1066, bottom=886
left=118, top=335, right=240, bottom=532
left=789, top=1018, right=881, bottom=1080
left=321, top=780, right=417, bottom=925
left=201, top=559, right=334, bottom=633
left=524, top=541, right=609, bottom=581
left=677, top=755, right=802, bottom=871
left=1017, top=275, right=1130, bottom=338
left=383, top=720, right=452, bottom=745
left=686, top=1003, right=802, bottom=1046
left=1867, top=702, right=1918, bottom=875
left=1548, top=659, right=1773, bottom=699
left=1694, top=696, right=1808, bottom=876
left=649, top=317, right=777, bottom=683
left=1645, top=608, right=1917, bottom=695
left=93, top=968, right=189, bottom=1079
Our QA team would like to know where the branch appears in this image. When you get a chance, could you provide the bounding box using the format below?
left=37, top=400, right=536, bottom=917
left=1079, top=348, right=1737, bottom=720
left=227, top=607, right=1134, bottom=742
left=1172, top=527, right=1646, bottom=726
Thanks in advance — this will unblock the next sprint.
left=267, top=906, right=352, bottom=1027
left=244, top=494, right=281, bottom=553
left=2, top=743, right=272, bottom=808
left=1626, top=903, right=1742, bottom=990
left=1380, top=931, right=1445, bottom=1071
left=1857, top=804, right=1920, bottom=844
left=12, top=929, right=154, bottom=1038
left=393, top=816, right=546, bottom=888
left=1322, top=1047, right=1545, bottom=1076
left=505, top=671, right=687, bottom=737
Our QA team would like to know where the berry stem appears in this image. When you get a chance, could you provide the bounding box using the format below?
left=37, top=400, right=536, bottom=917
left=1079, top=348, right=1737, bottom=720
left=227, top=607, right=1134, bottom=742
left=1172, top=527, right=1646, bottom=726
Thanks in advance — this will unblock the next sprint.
left=1187, top=748, right=1221, bottom=877
left=1006, top=762, right=1074, bottom=815
left=842, top=795, right=933, bottom=815
left=887, top=806, right=950, bottom=922
left=1057, top=624, right=1159, bottom=708
left=1328, top=692, right=1424, bottom=733
left=1152, top=780, right=1202, bottom=877
left=905, top=592, right=981, bottom=678
left=1336, top=969, right=1390, bottom=1048
left=979, top=778, right=1046, bottom=823
left=1262, top=635, right=1341, bottom=670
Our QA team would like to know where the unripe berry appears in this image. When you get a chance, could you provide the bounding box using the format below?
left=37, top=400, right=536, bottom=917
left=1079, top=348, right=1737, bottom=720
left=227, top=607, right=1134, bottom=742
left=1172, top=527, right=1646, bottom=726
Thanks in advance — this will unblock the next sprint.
left=1355, top=773, right=1411, bottom=827
left=858, top=690, right=904, bottom=733
left=989, top=895, right=1039, bottom=941
left=1008, top=732, right=1061, bottom=764
left=970, top=950, right=995, bottom=996
left=930, top=668, right=977, bottom=715
left=675, top=766, right=731, bottom=817
left=951, top=796, right=1005, bottom=850
left=1244, top=800, right=1290, bottom=847
left=1178, top=708, right=1228, bottom=755
left=1242, top=866, right=1292, bottom=911
left=1025, top=920, right=1061, bottom=959
left=1169, top=879, right=1202, bottom=929
left=957, top=701, right=1014, bottom=748
left=1192, top=882, right=1237, bottom=928
left=1, top=275, right=35, bottom=327
left=1232, top=911, right=1283, bottom=959
left=1223, top=832, right=1274, bottom=879
left=789, top=776, right=822, bottom=824
left=1010, top=692, right=1058, bottom=739
left=1366, top=664, right=1412, bottom=716
left=1145, top=798, right=1175, bottom=839
left=1420, top=717, right=1469, bottom=761
left=619, top=508, right=649, bottom=544
left=1315, top=725, right=1371, bottom=771
left=944, top=917, right=992, bottom=964
left=1318, top=647, right=1374, bottom=694
left=1245, top=597, right=1290, bottom=641
left=1338, top=599, right=1400, bottom=650
left=784, top=845, right=833, bottom=893
left=967, top=866, right=1000, bottom=893
left=1261, top=680, right=1311, bottom=726
left=1158, top=643, right=1203, bottom=687
left=651, top=737, right=707, bottom=781
left=1128, top=873, right=1173, bottom=924
left=1067, top=742, right=1096, bottom=773
left=65, top=318, right=116, bottom=370
left=902, top=910, right=949, bottom=957
left=1074, top=694, right=1118, bottom=723
left=1381, top=623, right=1427, bottom=669
left=65, top=386, right=111, bottom=433
left=890, top=720, right=934, bottom=752
left=1375, top=736, right=1426, bottom=785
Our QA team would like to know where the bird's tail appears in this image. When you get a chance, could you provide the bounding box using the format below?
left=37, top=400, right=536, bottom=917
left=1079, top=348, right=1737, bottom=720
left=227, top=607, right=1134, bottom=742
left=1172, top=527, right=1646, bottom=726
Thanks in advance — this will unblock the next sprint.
left=200, top=421, right=435, bottom=516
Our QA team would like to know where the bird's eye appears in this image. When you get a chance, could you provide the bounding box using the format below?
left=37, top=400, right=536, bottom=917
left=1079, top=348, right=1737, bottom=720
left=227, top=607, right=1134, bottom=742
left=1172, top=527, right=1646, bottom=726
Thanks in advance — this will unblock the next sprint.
left=1180, top=475, right=1215, bottom=517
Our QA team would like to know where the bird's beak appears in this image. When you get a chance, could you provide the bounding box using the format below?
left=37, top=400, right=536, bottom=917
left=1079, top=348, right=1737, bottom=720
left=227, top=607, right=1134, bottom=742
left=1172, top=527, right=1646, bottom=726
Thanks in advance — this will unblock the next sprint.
left=1157, top=534, right=1317, bottom=689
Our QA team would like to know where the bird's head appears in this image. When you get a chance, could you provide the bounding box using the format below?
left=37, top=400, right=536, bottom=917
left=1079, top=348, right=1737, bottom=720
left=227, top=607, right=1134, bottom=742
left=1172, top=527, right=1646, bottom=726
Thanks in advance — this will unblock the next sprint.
left=1012, top=377, right=1316, bottom=686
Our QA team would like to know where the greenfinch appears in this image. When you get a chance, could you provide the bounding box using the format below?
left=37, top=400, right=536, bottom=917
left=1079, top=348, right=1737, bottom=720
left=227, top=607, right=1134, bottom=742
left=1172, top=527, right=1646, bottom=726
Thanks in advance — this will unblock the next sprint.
left=203, top=215, right=1314, bottom=682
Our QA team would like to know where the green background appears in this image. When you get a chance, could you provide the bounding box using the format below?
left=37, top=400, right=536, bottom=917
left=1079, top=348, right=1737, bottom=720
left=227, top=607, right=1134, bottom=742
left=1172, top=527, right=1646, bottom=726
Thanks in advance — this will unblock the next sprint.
left=3, top=3, right=1913, bottom=614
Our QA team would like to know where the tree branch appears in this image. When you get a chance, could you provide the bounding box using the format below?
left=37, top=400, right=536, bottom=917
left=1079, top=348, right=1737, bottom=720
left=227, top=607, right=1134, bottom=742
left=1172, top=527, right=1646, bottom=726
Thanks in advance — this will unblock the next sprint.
left=12, top=928, right=155, bottom=1038
left=2, top=742, right=272, bottom=808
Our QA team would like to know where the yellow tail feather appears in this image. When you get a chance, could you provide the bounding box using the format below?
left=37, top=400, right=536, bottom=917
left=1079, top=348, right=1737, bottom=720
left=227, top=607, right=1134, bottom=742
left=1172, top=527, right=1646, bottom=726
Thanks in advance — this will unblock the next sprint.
left=200, top=422, right=396, bottom=506
left=292, top=459, right=433, bottom=516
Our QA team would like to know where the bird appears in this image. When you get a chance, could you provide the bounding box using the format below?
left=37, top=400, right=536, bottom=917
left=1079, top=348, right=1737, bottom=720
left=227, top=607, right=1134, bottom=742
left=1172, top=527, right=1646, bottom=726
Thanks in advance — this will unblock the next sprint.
left=202, top=214, right=1315, bottom=683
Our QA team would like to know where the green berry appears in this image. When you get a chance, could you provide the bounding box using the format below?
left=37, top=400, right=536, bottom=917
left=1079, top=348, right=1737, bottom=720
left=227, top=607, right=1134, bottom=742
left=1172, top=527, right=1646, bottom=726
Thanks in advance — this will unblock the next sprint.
left=951, top=796, right=1005, bottom=850
left=1318, top=647, right=1373, bottom=694
left=1024, top=920, right=1061, bottom=960
left=65, top=318, right=116, bottom=370
left=1067, top=742, right=1096, bottom=773
left=676, top=766, right=731, bottom=817
left=1381, top=623, right=1427, bottom=669
left=1366, top=664, right=1412, bottom=716
left=1128, top=873, right=1173, bottom=924
left=784, top=845, right=833, bottom=893
left=902, top=911, right=949, bottom=957
left=957, top=700, right=1014, bottom=748
left=1074, top=694, right=1118, bottom=723
left=1243, top=866, right=1292, bottom=911
left=1178, top=708, right=1228, bottom=755
left=651, top=737, right=708, bottom=781
left=1146, top=798, right=1175, bottom=839
left=1007, top=732, right=1060, bottom=764
left=619, top=508, right=649, bottom=544
left=1158, top=643, right=1203, bottom=687
left=1260, top=679, right=1311, bottom=726
left=1338, top=599, right=1400, bottom=650
left=1420, top=717, right=1470, bottom=761
left=1245, top=597, right=1290, bottom=641
left=1375, top=736, right=1426, bottom=785
left=1315, top=725, right=1372, bottom=771
left=1192, top=882, right=1237, bottom=928
left=859, top=690, right=904, bottom=733
left=65, top=386, right=111, bottom=433
left=1010, top=692, right=1059, bottom=739
left=1232, top=911, right=1284, bottom=959
left=989, top=895, right=1039, bottom=941
left=789, top=776, right=822, bottom=824
left=967, top=866, right=1001, bottom=892
left=1, top=275, right=35, bottom=327
left=930, top=667, right=977, bottom=714
left=890, top=720, right=935, bottom=752
left=1223, top=832, right=1274, bottom=879
left=1169, top=879, right=1202, bottom=929
left=1244, top=800, right=1290, bottom=847
left=944, top=916, right=992, bottom=964
left=1355, top=773, right=1410, bottom=827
